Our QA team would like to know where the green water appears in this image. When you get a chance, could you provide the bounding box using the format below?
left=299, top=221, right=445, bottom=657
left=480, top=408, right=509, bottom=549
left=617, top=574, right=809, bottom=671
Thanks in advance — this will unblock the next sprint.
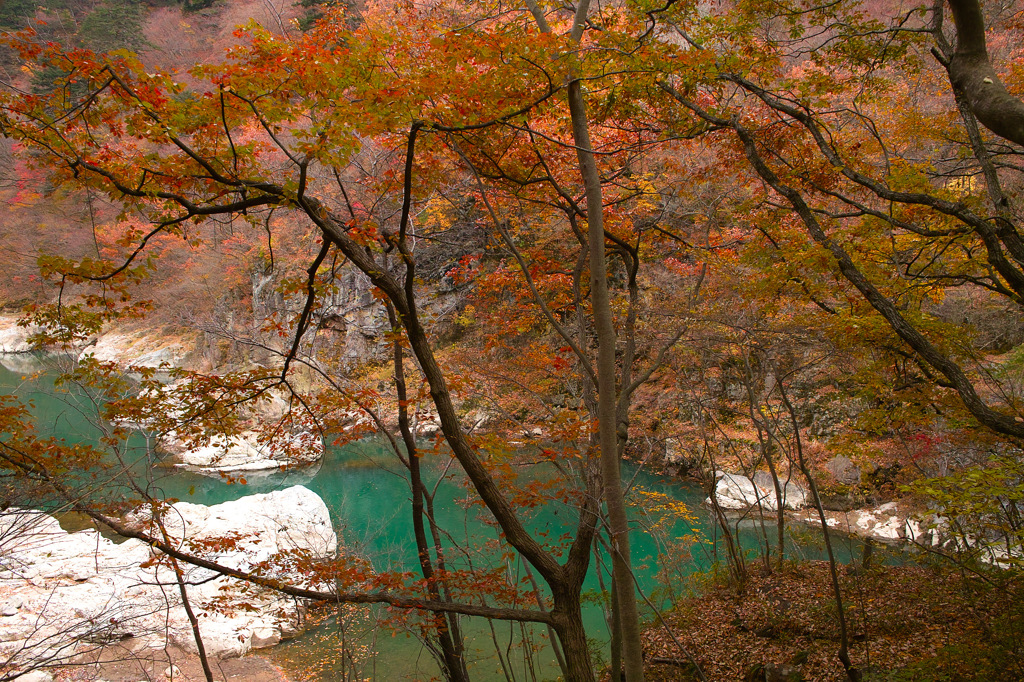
left=0, top=355, right=874, bottom=680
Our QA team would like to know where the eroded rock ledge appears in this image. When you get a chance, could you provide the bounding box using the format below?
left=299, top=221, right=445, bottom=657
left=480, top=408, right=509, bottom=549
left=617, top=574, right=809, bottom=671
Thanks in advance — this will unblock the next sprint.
left=708, top=471, right=809, bottom=512
left=708, top=472, right=1020, bottom=564
left=161, top=430, right=325, bottom=472
left=705, top=470, right=951, bottom=549
left=0, top=486, right=337, bottom=674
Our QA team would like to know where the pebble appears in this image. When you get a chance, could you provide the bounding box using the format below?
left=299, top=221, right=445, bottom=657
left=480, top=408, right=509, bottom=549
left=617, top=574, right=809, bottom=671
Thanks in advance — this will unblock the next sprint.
left=1, top=595, right=23, bottom=616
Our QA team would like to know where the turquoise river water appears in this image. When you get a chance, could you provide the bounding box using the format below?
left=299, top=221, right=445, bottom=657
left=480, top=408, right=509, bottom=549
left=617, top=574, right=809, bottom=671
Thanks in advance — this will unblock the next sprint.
left=0, top=355, right=877, bottom=681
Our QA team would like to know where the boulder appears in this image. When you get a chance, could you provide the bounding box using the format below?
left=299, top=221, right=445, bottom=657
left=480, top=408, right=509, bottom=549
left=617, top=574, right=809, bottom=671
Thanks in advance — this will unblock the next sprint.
left=414, top=411, right=441, bottom=436
left=153, top=486, right=338, bottom=562
left=663, top=438, right=685, bottom=464
left=825, top=455, right=861, bottom=485
left=0, top=317, right=39, bottom=354
left=251, top=627, right=281, bottom=648
left=0, top=487, right=337, bottom=669
left=752, top=472, right=808, bottom=508
left=464, top=409, right=490, bottom=432
left=661, top=438, right=700, bottom=476
left=796, top=502, right=908, bottom=542
left=847, top=508, right=905, bottom=541
left=711, top=472, right=807, bottom=511
left=905, top=515, right=949, bottom=547
left=713, top=472, right=760, bottom=510
left=163, top=430, right=324, bottom=472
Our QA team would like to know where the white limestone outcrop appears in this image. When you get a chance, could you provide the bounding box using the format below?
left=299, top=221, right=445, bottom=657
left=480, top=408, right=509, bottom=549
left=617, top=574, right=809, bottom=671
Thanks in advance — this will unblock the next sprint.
left=117, top=381, right=327, bottom=473
left=709, top=471, right=808, bottom=511
left=162, top=429, right=325, bottom=472
left=839, top=502, right=907, bottom=541
left=79, top=331, right=190, bottom=370
left=904, top=514, right=949, bottom=547
left=0, top=316, right=39, bottom=354
left=796, top=503, right=948, bottom=546
left=0, top=486, right=337, bottom=672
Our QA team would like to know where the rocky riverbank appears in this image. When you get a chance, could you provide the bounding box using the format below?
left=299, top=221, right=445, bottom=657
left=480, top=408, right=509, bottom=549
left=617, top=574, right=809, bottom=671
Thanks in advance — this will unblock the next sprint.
left=0, top=315, right=37, bottom=354
left=0, top=317, right=194, bottom=370
left=703, top=468, right=959, bottom=551
left=160, top=430, right=325, bottom=473
left=0, top=487, right=336, bottom=679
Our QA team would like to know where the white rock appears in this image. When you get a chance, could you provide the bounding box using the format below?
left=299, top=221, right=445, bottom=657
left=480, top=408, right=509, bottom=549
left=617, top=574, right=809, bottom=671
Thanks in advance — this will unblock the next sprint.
left=464, top=410, right=490, bottom=431
left=713, top=472, right=807, bottom=511
left=1, top=594, right=22, bottom=615
left=853, top=510, right=904, bottom=541
left=251, top=626, right=281, bottom=648
left=753, top=472, right=808, bottom=510
left=713, top=473, right=759, bottom=510
left=663, top=438, right=681, bottom=464
left=166, top=430, right=324, bottom=472
left=80, top=332, right=187, bottom=369
left=16, top=671, right=53, bottom=682
left=905, top=514, right=949, bottom=547
left=0, top=487, right=336, bottom=668
left=0, top=317, right=39, bottom=354
left=158, top=486, right=338, bottom=561
left=336, top=408, right=374, bottom=434
left=825, top=455, right=861, bottom=485
left=415, top=411, right=441, bottom=436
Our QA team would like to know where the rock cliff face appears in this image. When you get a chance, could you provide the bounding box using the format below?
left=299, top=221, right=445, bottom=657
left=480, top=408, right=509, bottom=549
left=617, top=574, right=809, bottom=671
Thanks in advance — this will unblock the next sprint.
left=0, top=486, right=337, bottom=673
left=0, top=317, right=196, bottom=369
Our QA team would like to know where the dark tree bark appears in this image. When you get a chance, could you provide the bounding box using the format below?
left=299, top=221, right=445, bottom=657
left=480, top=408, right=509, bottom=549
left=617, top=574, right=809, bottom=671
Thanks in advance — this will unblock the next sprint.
left=387, top=301, right=469, bottom=682
left=946, top=0, right=1024, bottom=146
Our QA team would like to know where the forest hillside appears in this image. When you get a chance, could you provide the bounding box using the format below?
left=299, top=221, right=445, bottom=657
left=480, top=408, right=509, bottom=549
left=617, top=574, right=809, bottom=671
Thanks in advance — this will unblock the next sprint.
left=0, top=0, right=1022, bottom=680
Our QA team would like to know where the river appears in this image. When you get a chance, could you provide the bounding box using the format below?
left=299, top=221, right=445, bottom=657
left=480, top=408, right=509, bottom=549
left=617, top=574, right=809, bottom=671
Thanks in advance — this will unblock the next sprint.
left=0, top=354, right=874, bottom=680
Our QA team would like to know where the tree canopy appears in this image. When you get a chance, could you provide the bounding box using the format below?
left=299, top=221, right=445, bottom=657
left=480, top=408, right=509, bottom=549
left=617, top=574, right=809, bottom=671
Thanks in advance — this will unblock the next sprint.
left=0, top=0, right=1022, bottom=680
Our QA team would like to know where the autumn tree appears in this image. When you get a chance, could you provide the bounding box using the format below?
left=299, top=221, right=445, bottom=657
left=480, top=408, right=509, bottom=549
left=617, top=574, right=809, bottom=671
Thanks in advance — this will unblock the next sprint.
left=638, top=0, right=1024, bottom=674
left=944, top=0, right=1024, bottom=146
left=4, top=0, right=1023, bottom=679
left=0, top=2, right=710, bottom=680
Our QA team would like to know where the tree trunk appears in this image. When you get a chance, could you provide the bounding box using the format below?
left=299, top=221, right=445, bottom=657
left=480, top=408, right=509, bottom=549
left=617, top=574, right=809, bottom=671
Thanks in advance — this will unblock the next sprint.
left=567, top=77, right=645, bottom=682
left=779, top=384, right=861, bottom=682
left=388, top=302, right=469, bottom=682
left=946, top=0, right=1024, bottom=146
left=551, top=590, right=600, bottom=682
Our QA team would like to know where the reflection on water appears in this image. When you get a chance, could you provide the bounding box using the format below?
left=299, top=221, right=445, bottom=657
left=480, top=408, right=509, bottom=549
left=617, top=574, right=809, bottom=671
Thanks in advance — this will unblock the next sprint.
left=0, top=355, right=897, bottom=681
